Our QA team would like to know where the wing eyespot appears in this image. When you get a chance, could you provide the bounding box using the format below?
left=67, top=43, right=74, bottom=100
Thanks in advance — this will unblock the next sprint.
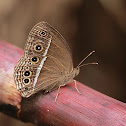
left=38, top=29, right=47, bottom=37
left=34, top=43, right=43, bottom=52
left=23, top=78, right=30, bottom=85
left=29, top=62, right=32, bottom=65
left=31, top=57, right=39, bottom=63
left=41, top=31, right=46, bottom=36
left=25, top=87, right=28, bottom=90
left=23, top=71, right=32, bottom=77
left=25, top=66, right=29, bottom=69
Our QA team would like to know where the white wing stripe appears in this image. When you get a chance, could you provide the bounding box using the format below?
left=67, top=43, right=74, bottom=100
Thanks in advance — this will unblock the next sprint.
left=33, top=37, right=52, bottom=87
left=33, top=56, right=47, bottom=87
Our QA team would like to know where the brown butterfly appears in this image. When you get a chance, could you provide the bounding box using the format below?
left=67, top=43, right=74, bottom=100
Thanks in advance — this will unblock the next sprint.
left=14, top=21, right=97, bottom=101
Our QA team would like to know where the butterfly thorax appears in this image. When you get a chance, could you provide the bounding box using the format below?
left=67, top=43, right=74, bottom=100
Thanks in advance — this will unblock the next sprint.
left=59, top=67, right=80, bottom=85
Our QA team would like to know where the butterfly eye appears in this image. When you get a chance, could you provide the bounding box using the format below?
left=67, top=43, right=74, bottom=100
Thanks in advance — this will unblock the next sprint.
left=34, top=43, right=43, bottom=52
left=23, top=78, right=30, bottom=85
left=24, top=71, right=31, bottom=77
left=31, top=57, right=39, bottom=63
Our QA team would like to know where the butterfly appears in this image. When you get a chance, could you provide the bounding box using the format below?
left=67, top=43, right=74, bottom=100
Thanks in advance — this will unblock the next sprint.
left=14, top=21, right=97, bottom=101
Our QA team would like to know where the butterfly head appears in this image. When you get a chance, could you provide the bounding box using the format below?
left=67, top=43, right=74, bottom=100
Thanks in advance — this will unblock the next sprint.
left=73, top=67, right=80, bottom=77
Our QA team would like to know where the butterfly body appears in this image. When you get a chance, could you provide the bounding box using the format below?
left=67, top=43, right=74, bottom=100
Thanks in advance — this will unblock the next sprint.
left=14, top=21, right=78, bottom=98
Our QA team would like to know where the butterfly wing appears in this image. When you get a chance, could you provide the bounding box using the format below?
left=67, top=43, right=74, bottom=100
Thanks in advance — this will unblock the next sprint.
left=34, top=22, right=74, bottom=93
left=14, top=21, right=73, bottom=97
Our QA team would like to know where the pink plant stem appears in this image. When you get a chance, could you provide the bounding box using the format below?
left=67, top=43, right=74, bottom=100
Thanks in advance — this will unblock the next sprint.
left=0, top=41, right=126, bottom=126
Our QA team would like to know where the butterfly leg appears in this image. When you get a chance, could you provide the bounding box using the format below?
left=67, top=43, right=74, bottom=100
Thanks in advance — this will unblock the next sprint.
left=55, top=84, right=66, bottom=102
left=73, top=80, right=81, bottom=94
left=17, top=109, right=21, bottom=119
left=55, top=86, right=61, bottom=102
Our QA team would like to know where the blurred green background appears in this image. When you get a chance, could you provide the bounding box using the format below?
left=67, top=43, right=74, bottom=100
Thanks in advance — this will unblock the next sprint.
left=0, top=0, right=126, bottom=125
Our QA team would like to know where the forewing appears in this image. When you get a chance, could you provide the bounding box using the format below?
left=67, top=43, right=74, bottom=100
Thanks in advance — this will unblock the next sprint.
left=14, top=22, right=52, bottom=97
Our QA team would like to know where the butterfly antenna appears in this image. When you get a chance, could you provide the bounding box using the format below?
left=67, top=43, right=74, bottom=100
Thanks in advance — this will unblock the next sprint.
left=77, top=50, right=96, bottom=68
left=78, top=62, right=98, bottom=68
